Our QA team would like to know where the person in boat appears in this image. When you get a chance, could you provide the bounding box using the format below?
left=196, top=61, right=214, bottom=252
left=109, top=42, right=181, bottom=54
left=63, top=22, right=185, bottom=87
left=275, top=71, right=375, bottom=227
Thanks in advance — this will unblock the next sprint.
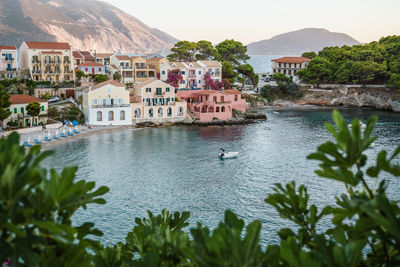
left=220, top=148, right=225, bottom=158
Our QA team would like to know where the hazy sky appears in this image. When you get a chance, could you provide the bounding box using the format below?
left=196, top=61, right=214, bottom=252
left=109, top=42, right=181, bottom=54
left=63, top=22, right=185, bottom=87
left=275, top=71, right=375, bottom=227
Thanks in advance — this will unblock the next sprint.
left=103, top=0, right=400, bottom=44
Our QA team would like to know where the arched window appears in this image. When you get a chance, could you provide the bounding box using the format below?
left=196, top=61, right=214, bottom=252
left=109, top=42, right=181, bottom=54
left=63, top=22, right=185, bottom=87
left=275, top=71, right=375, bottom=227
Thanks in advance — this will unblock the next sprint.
left=149, top=108, right=154, bottom=118
left=135, top=108, right=141, bottom=118
left=108, top=111, right=114, bottom=121
left=216, top=106, right=220, bottom=112
left=178, top=107, right=184, bottom=116
left=158, top=107, right=163, bottom=117
left=167, top=107, right=172, bottom=117
left=221, top=96, right=224, bottom=102
left=120, top=110, right=125, bottom=120
left=97, top=111, right=102, bottom=121
left=221, top=106, right=225, bottom=112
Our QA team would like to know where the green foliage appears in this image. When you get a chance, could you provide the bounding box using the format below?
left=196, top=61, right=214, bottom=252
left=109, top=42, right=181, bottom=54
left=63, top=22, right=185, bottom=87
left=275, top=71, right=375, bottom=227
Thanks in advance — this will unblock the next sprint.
left=215, top=39, right=250, bottom=67
left=221, top=61, right=237, bottom=84
left=167, top=41, right=199, bottom=62
left=75, top=69, right=85, bottom=80
left=237, top=64, right=259, bottom=87
left=195, top=40, right=219, bottom=60
left=94, top=74, right=108, bottom=83
left=298, top=35, right=400, bottom=87
left=0, top=84, right=12, bottom=125
left=0, top=132, right=109, bottom=266
left=260, top=73, right=300, bottom=101
left=113, top=72, right=121, bottom=82
left=302, top=51, right=317, bottom=59
left=41, top=92, right=51, bottom=100
left=26, top=101, right=41, bottom=118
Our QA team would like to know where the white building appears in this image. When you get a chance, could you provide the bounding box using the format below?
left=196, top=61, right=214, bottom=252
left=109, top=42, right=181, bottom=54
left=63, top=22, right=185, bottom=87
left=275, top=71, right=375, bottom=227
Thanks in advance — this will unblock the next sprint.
left=109, top=55, right=134, bottom=83
left=271, top=57, right=311, bottom=80
left=0, top=46, right=18, bottom=79
left=82, top=80, right=132, bottom=126
left=4, top=95, right=48, bottom=128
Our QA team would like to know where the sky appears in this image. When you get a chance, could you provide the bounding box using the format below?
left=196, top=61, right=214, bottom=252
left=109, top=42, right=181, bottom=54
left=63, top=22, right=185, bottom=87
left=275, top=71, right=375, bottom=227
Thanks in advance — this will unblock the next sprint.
left=102, top=0, right=400, bottom=44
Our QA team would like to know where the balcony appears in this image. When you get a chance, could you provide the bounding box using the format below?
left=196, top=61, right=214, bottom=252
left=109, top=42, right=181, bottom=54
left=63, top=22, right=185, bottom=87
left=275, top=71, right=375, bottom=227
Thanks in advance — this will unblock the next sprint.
left=91, top=104, right=130, bottom=108
left=6, top=68, right=17, bottom=72
left=5, top=57, right=14, bottom=61
left=32, top=70, right=42, bottom=74
left=32, top=60, right=40, bottom=64
left=188, top=73, right=196, bottom=78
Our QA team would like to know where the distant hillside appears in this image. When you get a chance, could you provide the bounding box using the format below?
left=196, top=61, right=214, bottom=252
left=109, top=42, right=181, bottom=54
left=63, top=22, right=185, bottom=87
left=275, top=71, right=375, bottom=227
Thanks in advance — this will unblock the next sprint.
left=247, top=28, right=360, bottom=55
left=0, top=0, right=178, bottom=53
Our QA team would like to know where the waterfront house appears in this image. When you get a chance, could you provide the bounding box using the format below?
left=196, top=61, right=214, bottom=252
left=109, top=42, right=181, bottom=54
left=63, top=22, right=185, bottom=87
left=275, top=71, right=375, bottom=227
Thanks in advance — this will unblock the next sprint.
left=224, top=90, right=247, bottom=113
left=271, top=57, right=310, bottom=80
left=19, top=41, right=74, bottom=82
left=160, top=62, right=188, bottom=89
left=197, top=60, right=222, bottom=83
left=0, top=46, right=18, bottom=79
left=76, top=62, right=106, bottom=76
left=82, top=80, right=132, bottom=126
left=130, top=79, right=187, bottom=122
left=3, top=95, right=48, bottom=128
left=131, top=56, right=156, bottom=83
left=177, top=90, right=234, bottom=122
left=110, top=55, right=134, bottom=84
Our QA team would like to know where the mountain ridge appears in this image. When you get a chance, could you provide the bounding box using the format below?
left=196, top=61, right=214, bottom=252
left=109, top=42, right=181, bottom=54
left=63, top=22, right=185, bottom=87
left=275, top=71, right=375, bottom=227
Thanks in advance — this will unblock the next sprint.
left=0, top=0, right=178, bottom=53
left=247, top=28, right=361, bottom=55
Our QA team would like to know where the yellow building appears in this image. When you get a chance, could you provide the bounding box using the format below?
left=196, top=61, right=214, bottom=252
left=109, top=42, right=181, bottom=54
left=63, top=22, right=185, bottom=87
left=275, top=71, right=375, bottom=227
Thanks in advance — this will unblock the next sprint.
left=130, top=79, right=186, bottom=122
left=19, top=41, right=74, bottom=82
left=146, top=56, right=168, bottom=77
left=131, top=56, right=156, bottom=83
left=82, top=80, right=132, bottom=125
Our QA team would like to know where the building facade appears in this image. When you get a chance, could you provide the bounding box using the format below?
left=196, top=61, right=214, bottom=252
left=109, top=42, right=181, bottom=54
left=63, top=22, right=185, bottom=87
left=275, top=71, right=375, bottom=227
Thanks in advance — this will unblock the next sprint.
left=110, top=55, right=134, bottom=83
left=146, top=55, right=168, bottom=77
left=4, top=95, right=48, bottom=128
left=19, top=41, right=74, bottom=82
left=76, top=62, right=106, bottom=75
left=82, top=80, right=132, bottom=126
left=130, top=79, right=186, bottom=122
left=0, top=46, right=18, bottom=79
left=271, top=57, right=311, bottom=79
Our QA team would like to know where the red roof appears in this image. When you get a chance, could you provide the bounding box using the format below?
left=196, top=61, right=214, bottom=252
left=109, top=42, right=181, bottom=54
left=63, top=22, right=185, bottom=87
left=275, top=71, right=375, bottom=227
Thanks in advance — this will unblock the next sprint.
left=115, top=55, right=131, bottom=61
left=0, top=46, right=17, bottom=50
left=272, top=57, right=311, bottom=63
left=78, top=62, right=105, bottom=67
left=73, top=51, right=84, bottom=59
left=224, top=89, right=242, bottom=95
left=25, top=41, right=71, bottom=50
left=79, top=51, right=95, bottom=60
left=10, top=95, right=47, bottom=104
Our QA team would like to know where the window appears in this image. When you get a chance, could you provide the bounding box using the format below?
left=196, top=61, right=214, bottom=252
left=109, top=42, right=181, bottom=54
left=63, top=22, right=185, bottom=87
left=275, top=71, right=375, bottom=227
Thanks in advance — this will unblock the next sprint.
left=156, top=88, right=162, bottom=95
left=14, top=108, right=17, bottom=114
left=199, top=80, right=201, bottom=84
left=183, top=80, right=185, bottom=84
left=181, top=71, right=186, bottom=75
left=198, top=71, right=201, bottom=75
left=178, top=107, right=184, bottom=116
left=166, top=87, right=170, bottom=92
left=149, top=108, right=154, bottom=118
left=235, top=95, right=238, bottom=101
left=213, top=96, right=217, bottom=102
left=167, top=107, right=172, bottom=117
left=162, top=71, right=165, bottom=75
left=146, top=88, right=151, bottom=93
left=221, top=96, right=224, bottom=102
left=41, top=106, right=44, bottom=111
left=120, top=110, right=125, bottom=120
left=107, top=88, right=111, bottom=93
left=158, top=107, right=163, bottom=117
left=97, top=111, right=102, bottom=121
left=119, top=98, right=124, bottom=104
left=99, top=68, right=102, bottom=72
left=216, top=106, right=219, bottom=112
left=134, top=108, right=141, bottom=118
left=108, top=111, right=114, bottom=121
left=221, top=106, right=225, bottom=112
left=85, top=68, right=88, bottom=72
left=20, top=107, right=24, bottom=114
left=102, top=99, right=107, bottom=106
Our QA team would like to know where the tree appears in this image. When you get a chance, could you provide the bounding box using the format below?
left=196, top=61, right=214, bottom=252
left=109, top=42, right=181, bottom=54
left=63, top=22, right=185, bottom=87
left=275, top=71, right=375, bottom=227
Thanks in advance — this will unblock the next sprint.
left=26, top=101, right=41, bottom=126
left=237, top=64, right=259, bottom=87
left=301, top=51, right=317, bottom=59
left=195, top=40, right=219, bottom=60
left=221, top=61, right=237, bottom=84
left=167, top=41, right=198, bottom=62
left=0, top=84, right=12, bottom=128
left=75, top=69, right=85, bottom=81
left=94, top=74, right=108, bottom=83
left=297, top=56, right=333, bottom=84
left=215, top=39, right=250, bottom=67
left=113, top=72, right=121, bottom=82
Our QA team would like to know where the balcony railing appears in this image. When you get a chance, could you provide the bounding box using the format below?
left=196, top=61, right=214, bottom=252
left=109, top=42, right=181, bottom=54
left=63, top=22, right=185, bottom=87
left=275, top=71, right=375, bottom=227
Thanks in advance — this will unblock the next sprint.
left=32, top=70, right=41, bottom=74
left=91, top=104, right=130, bottom=108
left=32, top=60, right=40, bottom=64
left=5, top=57, right=14, bottom=61
left=188, top=74, right=196, bottom=78
left=6, top=68, right=17, bottom=72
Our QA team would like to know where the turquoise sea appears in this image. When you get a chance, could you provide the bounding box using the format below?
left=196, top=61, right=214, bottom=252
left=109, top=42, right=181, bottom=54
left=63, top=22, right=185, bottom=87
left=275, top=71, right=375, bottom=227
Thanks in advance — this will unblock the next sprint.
left=43, top=109, right=400, bottom=246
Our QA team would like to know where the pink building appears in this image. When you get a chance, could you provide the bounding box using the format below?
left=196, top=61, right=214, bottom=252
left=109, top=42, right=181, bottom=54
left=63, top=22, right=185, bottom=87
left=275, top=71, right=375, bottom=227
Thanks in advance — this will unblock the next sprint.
left=177, top=89, right=246, bottom=122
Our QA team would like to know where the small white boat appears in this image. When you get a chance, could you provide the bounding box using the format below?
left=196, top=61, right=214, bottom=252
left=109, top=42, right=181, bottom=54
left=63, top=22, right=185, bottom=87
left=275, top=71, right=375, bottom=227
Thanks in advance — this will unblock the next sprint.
left=273, top=111, right=280, bottom=114
left=219, top=151, right=239, bottom=159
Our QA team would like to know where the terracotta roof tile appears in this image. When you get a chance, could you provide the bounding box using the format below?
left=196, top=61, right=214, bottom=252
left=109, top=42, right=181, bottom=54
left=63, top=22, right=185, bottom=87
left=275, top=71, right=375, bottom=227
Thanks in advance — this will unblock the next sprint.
left=272, top=57, right=311, bottom=63
left=115, top=55, right=131, bottom=61
left=73, top=51, right=83, bottom=58
left=25, top=41, right=71, bottom=50
left=0, top=46, right=17, bottom=50
left=77, top=62, right=105, bottom=67
left=224, top=89, right=242, bottom=94
left=10, top=94, right=47, bottom=104
left=96, top=53, right=114, bottom=58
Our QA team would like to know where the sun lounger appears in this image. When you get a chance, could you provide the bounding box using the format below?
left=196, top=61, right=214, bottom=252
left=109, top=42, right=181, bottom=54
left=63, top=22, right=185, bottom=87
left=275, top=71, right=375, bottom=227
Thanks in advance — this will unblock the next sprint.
left=34, top=139, right=42, bottom=144
left=60, top=133, right=67, bottom=138
left=24, top=141, right=32, bottom=147
left=73, top=129, right=80, bottom=134
left=53, top=135, right=60, bottom=140
left=67, top=131, right=74, bottom=136
left=44, top=136, right=52, bottom=141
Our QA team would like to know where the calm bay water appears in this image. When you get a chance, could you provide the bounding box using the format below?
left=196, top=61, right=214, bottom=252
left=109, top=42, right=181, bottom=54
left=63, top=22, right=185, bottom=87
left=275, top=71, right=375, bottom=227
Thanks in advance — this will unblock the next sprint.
left=43, top=109, right=400, bottom=246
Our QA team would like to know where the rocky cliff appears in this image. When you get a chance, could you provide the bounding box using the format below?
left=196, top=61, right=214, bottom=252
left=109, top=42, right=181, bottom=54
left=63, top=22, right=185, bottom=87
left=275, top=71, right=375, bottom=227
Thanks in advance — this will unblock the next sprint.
left=0, top=0, right=178, bottom=53
left=294, top=86, right=400, bottom=112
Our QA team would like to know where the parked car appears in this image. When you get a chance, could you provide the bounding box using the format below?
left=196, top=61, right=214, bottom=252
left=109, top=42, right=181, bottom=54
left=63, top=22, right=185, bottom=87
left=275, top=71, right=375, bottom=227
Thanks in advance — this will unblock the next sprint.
left=48, top=96, right=60, bottom=103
